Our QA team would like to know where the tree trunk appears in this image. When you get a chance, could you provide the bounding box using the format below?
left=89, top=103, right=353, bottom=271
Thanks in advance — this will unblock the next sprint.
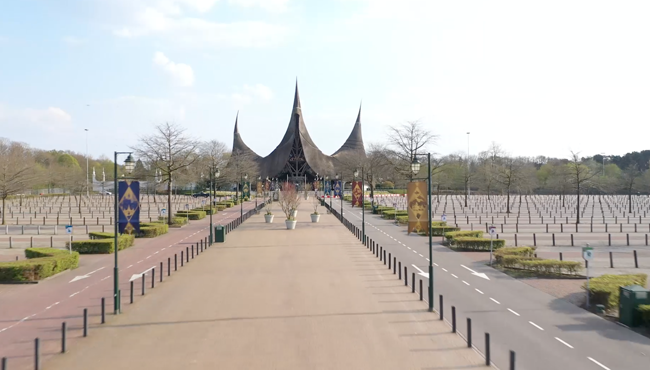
left=506, top=189, right=511, bottom=213
left=576, top=185, right=581, bottom=224
left=629, top=190, right=633, bottom=213
left=167, top=180, right=172, bottom=225
left=1, top=196, right=5, bottom=225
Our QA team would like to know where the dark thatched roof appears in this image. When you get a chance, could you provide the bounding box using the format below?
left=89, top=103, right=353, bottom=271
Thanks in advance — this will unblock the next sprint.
left=231, top=82, right=366, bottom=179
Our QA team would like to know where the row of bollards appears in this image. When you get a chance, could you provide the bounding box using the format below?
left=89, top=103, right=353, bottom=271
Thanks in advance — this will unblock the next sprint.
left=332, top=206, right=518, bottom=370
left=9, top=225, right=228, bottom=370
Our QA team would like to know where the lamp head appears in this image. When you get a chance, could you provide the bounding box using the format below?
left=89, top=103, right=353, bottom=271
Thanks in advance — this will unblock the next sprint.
left=215, top=168, right=220, bottom=178
left=411, top=156, right=421, bottom=175
left=124, top=154, right=136, bottom=174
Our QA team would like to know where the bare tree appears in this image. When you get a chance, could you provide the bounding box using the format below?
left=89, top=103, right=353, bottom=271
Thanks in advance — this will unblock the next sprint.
left=0, top=139, right=38, bottom=224
left=386, top=120, right=437, bottom=181
left=224, top=149, right=259, bottom=199
left=567, top=151, right=598, bottom=224
left=133, top=122, right=200, bottom=225
left=476, top=142, right=503, bottom=200
left=620, top=163, right=642, bottom=213
left=494, top=155, right=526, bottom=213
left=198, top=140, right=229, bottom=192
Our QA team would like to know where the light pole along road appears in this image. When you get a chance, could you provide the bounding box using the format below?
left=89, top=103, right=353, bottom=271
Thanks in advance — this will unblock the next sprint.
left=337, top=200, right=650, bottom=370
left=113, top=151, right=135, bottom=314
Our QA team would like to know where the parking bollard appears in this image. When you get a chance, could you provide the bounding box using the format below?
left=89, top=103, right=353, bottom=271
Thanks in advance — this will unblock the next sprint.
left=130, top=281, right=134, bottom=303
left=485, top=333, right=491, bottom=366
left=398, top=262, right=401, bottom=279
left=419, top=280, right=423, bottom=300
left=452, top=306, right=456, bottom=333
left=168, top=258, right=171, bottom=276
left=440, top=295, right=443, bottom=320
left=1, top=357, right=6, bottom=370
left=404, top=266, right=408, bottom=286
left=152, top=268, right=155, bottom=288
left=83, top=308, right=88, bottom=337
left=61, top=322, right=66, bottom=353
left=35, top=338, right=40, bottom=370
left=186, top=247, right=189, bottom=262
left=160, top=262, right=163, bottom=282
left=467, top=318, right=472, bottom=347
left=175, top=254, right=178, bottom=271
left=388, top=253, right=391, bottom=269
left=101, top=298, right=105, bottom=324
left=634, top=250, right=639, bottom=268
left=181, top=251, right=184, bottom=267
left=141, top=274, right=145, bottom=295
left=412, top=273, right=415, bottom=292
left=510, top=350, right=515, bottom=370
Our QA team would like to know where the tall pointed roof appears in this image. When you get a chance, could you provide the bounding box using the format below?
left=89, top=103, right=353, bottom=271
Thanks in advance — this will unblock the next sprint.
left=231, top=111, right=261, bottom=160
left=332, top=104, right=365, bottom=157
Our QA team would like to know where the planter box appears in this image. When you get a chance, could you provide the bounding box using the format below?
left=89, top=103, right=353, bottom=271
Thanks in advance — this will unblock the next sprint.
left=310, top=214, right=320, bottom=223
left=265, top=214, right=274, bottom=223
left=285, top=220, right=297, bottom=230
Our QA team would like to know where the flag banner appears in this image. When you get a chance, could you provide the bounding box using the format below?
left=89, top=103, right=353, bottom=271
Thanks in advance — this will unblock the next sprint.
left=256, top=181, right=263, bottom=195
left=333, top=180, right=342, bottom=197
left=324, top=180, right=331, bottom=196
left=352, top=181, right=363, bottom=207
left=118, top=180, right=140, bottom=235
left=242, top=181, right=251, bottom=199
left=407, top=181, right=428, bottom=235
left=313, top=181, right=320, bottom=192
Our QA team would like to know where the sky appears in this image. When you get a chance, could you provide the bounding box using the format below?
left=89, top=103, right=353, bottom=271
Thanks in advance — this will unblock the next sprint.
left=1, top=0, right=649, bottom=161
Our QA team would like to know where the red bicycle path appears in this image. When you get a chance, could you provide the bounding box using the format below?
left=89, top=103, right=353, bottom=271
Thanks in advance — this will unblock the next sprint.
left=0, top=202, right=256, bottom=370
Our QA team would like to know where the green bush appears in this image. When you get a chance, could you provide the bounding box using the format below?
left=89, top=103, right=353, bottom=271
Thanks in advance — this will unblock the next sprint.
left=639, top=305, right=650, bottom=326
left=0, top=248, right=79, bottom=282
left=449, top=237, right=506, bottom=251
left=377, top=207, right=395, bottom=214
left=396, top=216, right=408, bottom=225
left=584, top=274, right=648, bottom=309
left=382, top=211, right=408, bottom=220
left=69, top=234, right=135, bottom=254
left=444, top=230, right=484, bottom=242
left=431, top=226, right=460, bottom=236
left=174, top=211, right=206, bottom=220
left=494, top=247, right=536, bottom=265
left=216, top=205, right=226, bottom=211
left=194, top=207, right=217, bottom=215
left=217, top=201, right=233, bottom=208
left=519, top=259, right=582, bottom=275
left=243, top=197, right=249, bottom=201
left=88, top=232, right=135, bottom=248
left=138, top=222, right=169, bottom=238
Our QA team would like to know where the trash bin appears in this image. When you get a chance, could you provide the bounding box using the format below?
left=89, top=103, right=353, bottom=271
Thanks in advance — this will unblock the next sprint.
left=214, top=225, right=226, bottom=243
left=619, top=285, right=650, bottom=327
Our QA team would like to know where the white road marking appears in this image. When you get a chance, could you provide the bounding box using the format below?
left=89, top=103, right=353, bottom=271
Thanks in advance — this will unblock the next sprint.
left=442, top=268, right=448, bottom=272
left=45, top=302, right=60, bottom=310
left=145, top=255, right=151, bottom=259
left=475, top=289, right=484, bottom=294
left=137, top=260, right=143, bottom=263
left=490, top=298, right=500, bottom=304
left=0, top=328, right=6, bottom=333
left=588, top=357, right=611, bottom=370
left=69, top=291, right=80, bottom=298
left=101, top=276, right=110, bottom=281
left=508, top=308, right=520, bottom=316
left=127, top=264, right=133, bottom=268
left=555, top=337, right=573, bottom=348
left=529, top=321, right=544, bottom=331
left=419, top=254, right=423, bottom=257
left=412, top=250, right=417, bottom=254
left=462, top=280, right=470, bottom=286
left=154, top=251, right=159, bottom=254
left=451, top=274, right=458, bottom=278
left=407, top=247, right=411, bottom=250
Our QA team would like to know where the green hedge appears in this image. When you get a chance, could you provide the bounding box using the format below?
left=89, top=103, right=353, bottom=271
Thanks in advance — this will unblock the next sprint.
left=431, top=226, right=460, bottom=236
left=449, top=237, right=506, bottom=251
left=216, top=205, right=226, bottom=211
left=0, top=248, right=80, bottom=282
left=382, top=211, right=408, bottom=220
left=139, top=222, right=169, bottom=238
left=584, top=274, right=648, bottom=310
left=194, top=207, right=217, bottom=215
left=69, top=234, right=135, bottom=254
left=494, top=247, right=536, bottom=265
left=444, top=230, right=484, bottom=242
left=174, top=210, right=206, bottom=220
left=639, top=305, right=650, bottom=326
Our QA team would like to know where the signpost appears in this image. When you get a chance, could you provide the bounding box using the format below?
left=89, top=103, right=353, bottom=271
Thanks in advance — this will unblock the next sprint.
left=65, top=225, right=73, bottom=253
left=393, top=202, right=397, bottom=224
left=185, top=204, right=190, bottom=224
left=583, top=244, right=593, bottom=308
left=488, top=225, right=497, bottom=265
left=441, top=214, right=447, bottom=241
left=160, top=208, right=167, bottom=217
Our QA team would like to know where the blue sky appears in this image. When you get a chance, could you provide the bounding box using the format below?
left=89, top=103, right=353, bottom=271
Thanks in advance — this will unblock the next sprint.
left=1, top=0, right=650, bottom=161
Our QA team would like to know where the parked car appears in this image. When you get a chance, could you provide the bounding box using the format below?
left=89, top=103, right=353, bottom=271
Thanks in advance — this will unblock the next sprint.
left=192, top=192, right=210, bottom=198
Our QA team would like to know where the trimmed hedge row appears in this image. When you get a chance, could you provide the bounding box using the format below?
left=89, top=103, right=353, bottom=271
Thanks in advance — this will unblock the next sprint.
left=175, top=210, right=206, bottom=220
left=382, top=211, right=408, bottom=220
left=0, top=248, right=80, bottom=282
left=194, top=207, right=217, bottom=215
left=493, top=246, right=581, bottom=275
left=444, top=230, right=484, bottom=241
left=69, top=234, right=135, bottom=254
left=448, top=237, right=506, bottom=251
left=585, top=274, right=648, bottom=309
left=139, top=222, right=169, bottom=238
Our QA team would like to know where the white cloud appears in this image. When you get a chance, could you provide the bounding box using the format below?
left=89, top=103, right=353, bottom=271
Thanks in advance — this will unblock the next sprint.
left=107, top=1, right=288, bottom=48
left=0, top=104, right=73, bottom=133
left=229, top=0, right=289, bottom=12
left=153, top=51, right=195, bottom=87
left=243, top=84, right=273, bottom=101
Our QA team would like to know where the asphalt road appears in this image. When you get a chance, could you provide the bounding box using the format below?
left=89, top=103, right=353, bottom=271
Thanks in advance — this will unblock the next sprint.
left=336, top=200, right=650, bottom=370
left=0, top=202, right=257, bottom=370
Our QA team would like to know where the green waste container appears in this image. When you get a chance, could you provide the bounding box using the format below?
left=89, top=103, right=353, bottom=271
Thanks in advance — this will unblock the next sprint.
left=619, top=285, right=650, bottom=327
left=215, top=225, right=226, bottom=243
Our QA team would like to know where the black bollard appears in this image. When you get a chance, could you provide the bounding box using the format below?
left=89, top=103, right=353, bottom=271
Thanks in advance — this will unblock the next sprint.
left=61, top=322, right=66, bottom=353
left=388, top=253, right=392, bottom=269
left=130, top=281, right=134, bottom=304
left=1, top=357, right=6, bottom=370
left=419, top=279, right=423, bottom=300
left=510, top=350, right=515, bottom=370
left=181, top=251, right=184, bottom=266
left=634, top=250, right=639, bottom=268
left=383, top=250, right=386, bottom=265
left=610, top=252, right=613, bottom=268
left=398, top=262, right=402, bottom=279
left=439, top=295, right=443, bottom=320
left=101, top=297, right=105, bottom=324
left=412, top=273, right=415, bottom=292
left=404, top=266, right=408, bottom=286
left=152, top=268, right=155, bottom=289
left=186, top=247, right=189, bottom=262
left=175, top=254, right=178, bottom=271
left=467, top=318, right=472, bottom=347
left=380, top=247, right=383, bottom=261
left=83, top=308, right=88, bottom=337
left=35, top=338, right=40, bottom=370
left=191, top=245, right=194, bottom=259
left=452, top=306, right=456, bottom=333
left=560, top=252, right=563, bottom=261
left=485, top=333, right=491, bottom=366
left=141, top=273, right=145, bottom=295
left=168, top=258, right=171, bottom=276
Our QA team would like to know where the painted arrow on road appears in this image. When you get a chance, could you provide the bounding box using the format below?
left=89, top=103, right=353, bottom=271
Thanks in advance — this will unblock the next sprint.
left=461, top=265, right=490, bottom=280
left=130, top=266, right=155, bottom=282
left=69, top=267, right=106, bottom=283
left=412, top=264, right=429, bottom=278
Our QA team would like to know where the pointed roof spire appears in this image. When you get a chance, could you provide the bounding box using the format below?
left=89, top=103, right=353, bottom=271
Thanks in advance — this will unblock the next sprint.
left=332, top=102, right=365, bottom=157
left=293, top=79, right=301, bottom=111
left=231, top=111, right=261, bottom=160
left=233, top=110, right=240, bottom=134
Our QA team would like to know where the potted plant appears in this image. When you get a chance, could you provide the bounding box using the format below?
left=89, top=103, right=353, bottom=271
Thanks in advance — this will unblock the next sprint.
left=311, top=196, right=320, bottom=222
left=279, top=182, right=301, bottom=230
left=264, top=202, right=274, bottom=223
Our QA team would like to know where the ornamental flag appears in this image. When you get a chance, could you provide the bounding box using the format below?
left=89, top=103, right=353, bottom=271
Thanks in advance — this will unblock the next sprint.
left=242, top=182, right=251, bottom=199
left=407, top=181, right=428, bottom=235
left=257, top=181, right=263, bottom=195
left=352, top=181, right=363, bottom=207
left=324, top=180, right=331, bottom=196
left=333, top=180, right=342, bottom=197
left=118, top=180, right=140, bottom=235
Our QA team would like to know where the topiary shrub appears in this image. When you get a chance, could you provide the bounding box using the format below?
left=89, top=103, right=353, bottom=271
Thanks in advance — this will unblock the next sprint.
left=138, top=222, right=169, bottom=238
left=449, top=237, right=506, bottom=251
left=174, top=211, right=206, bottom=220
left=68, top=234, right=135, bottom=254
left=382, top=211, right=408, bottom=220
left=431, top=226, right=460, bottom=236
left=216, top=205, right=226, bottom=211
left=0, top=248, right=80, bottom=282
left=444, top=230, right=484, bottom=242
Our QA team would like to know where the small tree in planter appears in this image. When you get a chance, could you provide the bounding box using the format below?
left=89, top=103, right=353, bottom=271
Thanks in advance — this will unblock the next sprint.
left=264, top=200, right=274, bottom=223
left=279, top=182, right=301, bottom=229
left=311, top=196, right=320, bottom=223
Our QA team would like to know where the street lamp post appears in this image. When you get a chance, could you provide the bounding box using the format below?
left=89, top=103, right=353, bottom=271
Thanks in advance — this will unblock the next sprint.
left=354, top=168, right=365, bottom=244
left=467, top=132, right=470, bottom=198
left=209, top=167, right=220, bottom=245
left=326, top=176, right=332, bottom=209
left=241, top=173, right=248, bottom=219
left=256, top=176, right=261, bottom=209
left=85, top=129, right=89, bottom=197
left=113, top=152, right=135, bottom=315
left=336, top=174, right=342, bottom=219
left=411, top=153, right=433, bottom=311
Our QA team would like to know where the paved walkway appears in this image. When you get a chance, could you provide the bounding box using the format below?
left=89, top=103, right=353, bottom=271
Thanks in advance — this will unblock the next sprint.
left=44, top=202, right=486, bottom=370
